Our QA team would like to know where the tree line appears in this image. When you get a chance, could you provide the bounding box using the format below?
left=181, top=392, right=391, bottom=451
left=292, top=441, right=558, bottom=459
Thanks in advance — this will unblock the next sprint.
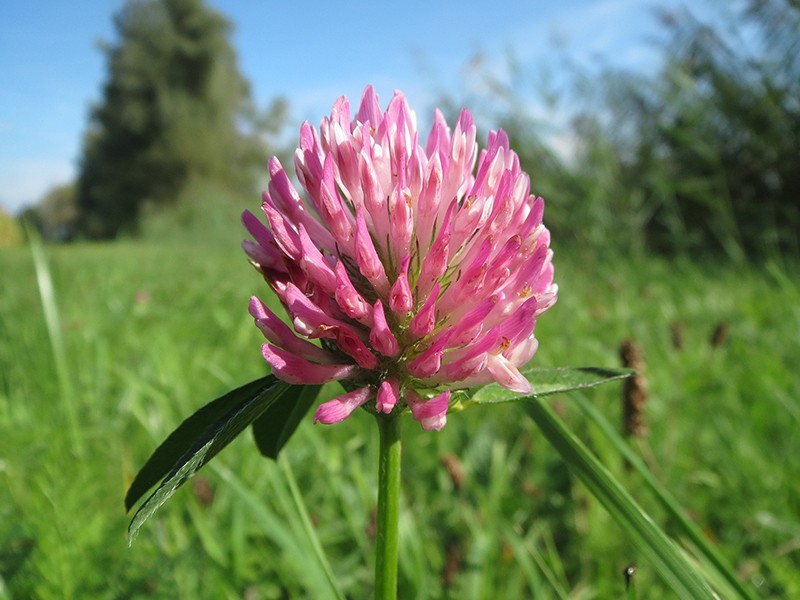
left=23, top=0, right=285, bottom=241
left=21, top=0, right=800, bottom=261
left=488, top=1, right=799, bottom=260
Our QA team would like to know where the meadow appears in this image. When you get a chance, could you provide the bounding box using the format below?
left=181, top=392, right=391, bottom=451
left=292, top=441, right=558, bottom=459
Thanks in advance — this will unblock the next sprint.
left=1, top=235, right=798, bottom=599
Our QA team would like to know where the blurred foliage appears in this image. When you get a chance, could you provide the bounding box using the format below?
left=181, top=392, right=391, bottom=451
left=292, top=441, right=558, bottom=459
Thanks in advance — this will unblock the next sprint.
left=446, top=0, right=799, bottom=262
left=20, top=183, right=78, bottom=242
left=26, top=0, right=797, bottom=262
left=137, top=176, right=256, bottom=244
left=2, top=241, right=797, bottom=597
left=0, top=207, right=23, bottom=246
left=592, top=0, right=800, bottom=260
left=74, top=0, right=285, bottom=239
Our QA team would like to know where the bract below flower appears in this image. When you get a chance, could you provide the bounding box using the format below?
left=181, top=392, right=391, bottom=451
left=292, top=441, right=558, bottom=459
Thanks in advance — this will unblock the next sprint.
left=244, top=85, right=557, bottom=429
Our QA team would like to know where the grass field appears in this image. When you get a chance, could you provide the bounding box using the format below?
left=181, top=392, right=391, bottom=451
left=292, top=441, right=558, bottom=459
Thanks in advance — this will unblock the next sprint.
left=1, top=237, right=798, bottom=599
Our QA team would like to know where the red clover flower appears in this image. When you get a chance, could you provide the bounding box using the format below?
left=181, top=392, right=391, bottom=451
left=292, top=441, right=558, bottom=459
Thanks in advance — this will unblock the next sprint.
left=243, top=86, right=557, bottom=431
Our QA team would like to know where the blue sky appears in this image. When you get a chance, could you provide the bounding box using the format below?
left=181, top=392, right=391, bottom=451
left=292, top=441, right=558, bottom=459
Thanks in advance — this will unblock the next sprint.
left=0, top=0, right=699, bottom=214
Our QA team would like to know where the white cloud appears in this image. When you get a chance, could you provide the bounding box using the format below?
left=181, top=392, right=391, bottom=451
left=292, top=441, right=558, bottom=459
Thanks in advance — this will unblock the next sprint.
left=0, top=158, right=75, bottom=214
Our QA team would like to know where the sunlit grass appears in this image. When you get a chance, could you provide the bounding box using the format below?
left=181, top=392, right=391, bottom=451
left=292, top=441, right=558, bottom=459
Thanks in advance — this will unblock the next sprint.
left=1, top=239, right=798, bottom=598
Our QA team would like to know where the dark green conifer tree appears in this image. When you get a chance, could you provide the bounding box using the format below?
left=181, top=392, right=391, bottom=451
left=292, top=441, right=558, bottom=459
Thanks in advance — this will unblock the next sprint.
left=77, top=0, right=262, bottom=238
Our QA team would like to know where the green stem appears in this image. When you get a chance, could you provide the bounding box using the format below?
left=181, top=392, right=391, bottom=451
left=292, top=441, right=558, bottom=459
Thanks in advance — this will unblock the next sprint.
left=374, top=413, right=402, bottom=600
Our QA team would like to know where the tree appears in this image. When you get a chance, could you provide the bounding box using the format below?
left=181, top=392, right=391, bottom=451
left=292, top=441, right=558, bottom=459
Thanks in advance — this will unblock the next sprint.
left=76, top=0, right=264, bottom=238
left=588, top=1, right=800, bottom=259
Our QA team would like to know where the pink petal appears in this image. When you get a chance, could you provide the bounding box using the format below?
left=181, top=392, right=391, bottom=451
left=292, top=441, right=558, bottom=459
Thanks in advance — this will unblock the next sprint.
left=334, top=261, right=372, bottom=323
left=425, top=108, right=451, bottom=158
left=283, top=283, right=342, bottom=338
left=436, top=328, right=500, bottom=382
left=261, top=199, right=301, bottom=260
left=389, top=187, right=413, bottom=258
left=406, top=329, right=453, bottom=378
left=297, top=225, right=336, bottom=294
left=481, top=235, right=522, bottom=292
left=318, top=155, right=354, bottom=253
left=376, top=378, right=400, bottom=414
left=336, top=327, right=379, bottom=369
left=486, top=353, right=531, bottom=394
left=407, top=139, right=425, bottom=204
left=439, top=352, right=489, bottom=385
left=382, top=92, right=415, bottom=162
left=266, top=158, right=336, bottom=252
left=389, top=254, right=413, bottom=316
left=241, top=238, right=284, bottom=273
left=494, top=297, right=538, bottom=347
left=298, top=120, right=317, bottom=153
left=416, top=201, right=454, bottom=300
left=442, top=109, right=477, bottom=203
left=436, top=238, right=491, bottom=316
left=370, top=300, right=400, bottom=357
left=329, top=95, right=351, bottom=130
left=505, top=335, right=539, bottom=367
left=313, top=386, right=372, bottom=424
left=448, top=295, right=497, bottom=346
left=535, top=287, right=558, bottom=317
left=261, top=344, right=357, bottom=385
left=242, top=209, right=277, bottom=251
left=407, top=390, right=450, bottom=431
left=249, top=296, right=336, bottom=363
left=355, top=85, right=382, bottom=128
left=354, top=208, right=390, bottom=296
left=453, top=109, right=477, bottom=166
left=415, top=154, right=443, bottom=251
left=295, top=125, right=323, bottom=192
left=330, top=131, right=360, bottom=204
left=360, top=157, right=388, bottom=248
left=409, top=282, right=440, bottom=339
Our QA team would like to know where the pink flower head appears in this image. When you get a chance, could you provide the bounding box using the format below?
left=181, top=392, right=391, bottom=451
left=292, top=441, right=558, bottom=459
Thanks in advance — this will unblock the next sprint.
left=244, top=86, right=557, bottom=429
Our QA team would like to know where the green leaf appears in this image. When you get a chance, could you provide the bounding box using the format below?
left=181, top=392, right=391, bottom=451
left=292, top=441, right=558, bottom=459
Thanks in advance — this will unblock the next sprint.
left=125, top=375, right=280, bottom=511
left=525, top=397, right=719, bottom=599
left=466, top=367, right=634, bottom=405
left=126, top=375, right=290, bottom=543
left=252, top=384, right=322, bottom=459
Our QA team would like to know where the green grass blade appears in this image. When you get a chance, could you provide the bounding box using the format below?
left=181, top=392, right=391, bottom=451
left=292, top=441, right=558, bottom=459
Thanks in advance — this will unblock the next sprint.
left=502, top=525, right=570, bottom=599
left=525, top=397, right=719, bottom=599
left=27, top=225, right=84, bottom=459
left=279, top=455, right=346, bottom=600
left=212, top=461, right=344, bottom=599
left=571, top=392, right=757, bottom=600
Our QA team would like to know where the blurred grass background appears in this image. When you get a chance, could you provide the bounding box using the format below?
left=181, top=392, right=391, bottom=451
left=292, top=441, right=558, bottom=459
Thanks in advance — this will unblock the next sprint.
left=2, top=221, right=798, bottom=597
left=2, top=0, right=800, bottom=597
